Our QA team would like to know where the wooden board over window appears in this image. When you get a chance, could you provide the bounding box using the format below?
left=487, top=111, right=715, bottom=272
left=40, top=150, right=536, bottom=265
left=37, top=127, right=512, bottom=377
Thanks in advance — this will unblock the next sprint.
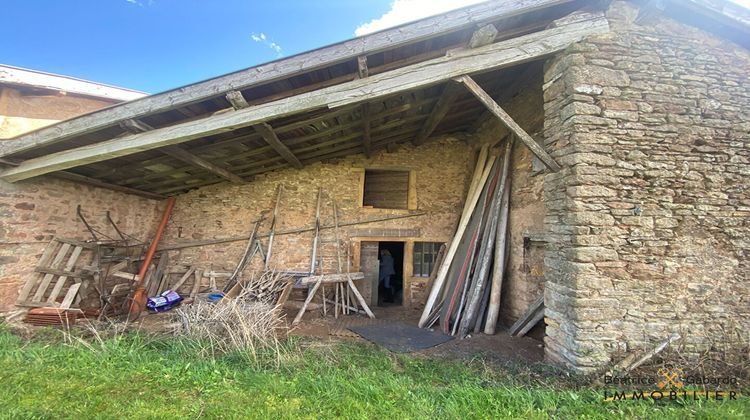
left=363, top=169, right=411, bottom=209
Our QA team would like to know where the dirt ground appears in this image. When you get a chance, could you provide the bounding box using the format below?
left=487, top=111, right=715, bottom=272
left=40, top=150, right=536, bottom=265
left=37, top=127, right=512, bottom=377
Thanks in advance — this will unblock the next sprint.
left=287, top=304, right=545, bottom=364
left=6, top=299, right=545, bottom=366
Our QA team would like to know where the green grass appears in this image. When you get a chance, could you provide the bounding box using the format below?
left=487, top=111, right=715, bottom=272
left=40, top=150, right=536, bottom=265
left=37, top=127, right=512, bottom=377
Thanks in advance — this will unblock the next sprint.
left=0, top=325, right=747, bottom=419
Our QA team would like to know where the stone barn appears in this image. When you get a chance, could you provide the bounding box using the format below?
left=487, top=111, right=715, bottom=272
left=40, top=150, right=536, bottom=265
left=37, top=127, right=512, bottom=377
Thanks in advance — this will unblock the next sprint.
left=0, top=0, right=747, bottom=373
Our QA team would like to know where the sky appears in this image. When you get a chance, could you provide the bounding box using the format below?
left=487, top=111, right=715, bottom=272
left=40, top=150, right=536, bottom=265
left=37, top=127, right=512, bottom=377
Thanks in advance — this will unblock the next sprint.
left=1, top=0, right=484, bottom=94
left=2, top=0, right=749, bottom=94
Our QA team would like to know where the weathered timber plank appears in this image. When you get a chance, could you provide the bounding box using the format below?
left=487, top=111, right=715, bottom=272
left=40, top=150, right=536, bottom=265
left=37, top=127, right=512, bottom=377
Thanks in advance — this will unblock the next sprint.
left=300, top=272, right=365, bottom=285
left=456, top=75, right=562, bottom=171
left=161, top=145, right=245, bottom=183
left=253, top=123, right=303, bottom=169
left=0, top=0, right=574, bottom=158
left=412, top=82, right=464, bottom=145
left=0, top=17, right=607, bottom=182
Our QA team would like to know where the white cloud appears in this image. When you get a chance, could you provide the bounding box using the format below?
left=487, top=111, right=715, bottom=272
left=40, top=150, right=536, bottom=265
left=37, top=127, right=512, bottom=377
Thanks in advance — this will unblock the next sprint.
left=124, top=0, right=154, bottom=6
left=250, top=32, right=283, bottom=57
left=355, top=0, right=486, bottom=36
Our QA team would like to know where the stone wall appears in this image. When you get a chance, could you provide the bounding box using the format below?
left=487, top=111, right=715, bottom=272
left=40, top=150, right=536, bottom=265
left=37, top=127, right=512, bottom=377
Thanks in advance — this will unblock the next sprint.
left=0, top=177, right=162, bottom=312
left=542, top=1, right=750, bottom=371
left=164, top=138, right=473, bottom=307
left=0, top=85, right=161, bottom=313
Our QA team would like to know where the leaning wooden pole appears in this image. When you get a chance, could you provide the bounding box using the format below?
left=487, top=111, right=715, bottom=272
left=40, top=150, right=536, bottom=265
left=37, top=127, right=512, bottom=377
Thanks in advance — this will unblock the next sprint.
left=484, top=140, right=513, bottom=334
left=456, top=75, right=561, bottom=172
left=419, top=155, right=496, bottom=327
left=265, top=184, right=283, bottom=269
left=456, top=145, right=509, bottom=337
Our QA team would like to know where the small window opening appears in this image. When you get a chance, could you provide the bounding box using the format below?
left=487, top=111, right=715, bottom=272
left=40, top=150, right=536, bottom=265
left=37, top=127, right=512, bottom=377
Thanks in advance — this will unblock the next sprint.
left=363, top=169, right=410, bottom=209
left=413, top=242, right=442, bottom=277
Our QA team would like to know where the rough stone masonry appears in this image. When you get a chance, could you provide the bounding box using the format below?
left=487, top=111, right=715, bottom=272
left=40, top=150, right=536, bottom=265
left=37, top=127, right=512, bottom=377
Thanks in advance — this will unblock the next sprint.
left=542, top=1, right=750, bottom=372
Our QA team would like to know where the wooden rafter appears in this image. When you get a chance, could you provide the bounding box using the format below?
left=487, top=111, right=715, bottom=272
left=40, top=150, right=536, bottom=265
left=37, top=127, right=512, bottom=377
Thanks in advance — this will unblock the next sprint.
left=160, top=146, right=245, bottom=184
left=0, top=17, right=607, bottom=182
left=455, top=75, right=561, bottom=171
left=53, top=171, right=166, bottom=199
left=120, top=118, right=245, bottom=184
left=253, top=123, right=303, bottom=169
left=0, top=0, right=575, bottom=159
left=412, top=82, right=464, bottom=145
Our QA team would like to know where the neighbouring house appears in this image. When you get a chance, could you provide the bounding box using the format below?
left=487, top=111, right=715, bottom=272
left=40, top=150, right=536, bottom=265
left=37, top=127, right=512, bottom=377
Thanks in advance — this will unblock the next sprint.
left=0, top=0, right=747, bottom=373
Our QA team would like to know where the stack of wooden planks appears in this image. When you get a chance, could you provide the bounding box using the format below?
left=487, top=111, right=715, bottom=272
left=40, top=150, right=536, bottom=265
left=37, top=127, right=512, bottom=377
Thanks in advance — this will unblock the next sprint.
left=418, top=138, right=542, bottom=337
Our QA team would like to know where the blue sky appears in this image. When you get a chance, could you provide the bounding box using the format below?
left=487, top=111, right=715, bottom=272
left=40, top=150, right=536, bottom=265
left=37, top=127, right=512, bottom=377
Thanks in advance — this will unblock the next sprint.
left=4, top=0, right=749, bottom=94
left=2, top=0, right=406, bottom=93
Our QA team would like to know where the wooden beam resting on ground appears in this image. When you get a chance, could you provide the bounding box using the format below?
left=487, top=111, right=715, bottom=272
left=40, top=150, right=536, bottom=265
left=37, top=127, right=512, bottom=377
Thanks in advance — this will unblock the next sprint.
left=253, top=122, right=303, bottom=169
left=0, top=17, right=607, bottom=182
left=455, top=75, right=562, bottom=172
left=508, top=295, right=544, bottom=336
left=0, top=0, right=574, bottom=158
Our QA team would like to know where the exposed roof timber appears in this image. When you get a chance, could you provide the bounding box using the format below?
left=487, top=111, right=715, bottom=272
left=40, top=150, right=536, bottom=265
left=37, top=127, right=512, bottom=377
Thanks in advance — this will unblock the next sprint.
left=468, top=24, right=500, bottom=48
left=226, top=91, right=250, bottom=110
left=0, top=0, right=575, bottom=158
left=53, top=171, right=166, bottom=200
left=0, top=16, right=609, bottom=183
left=412, top=82, right=464, bottom=146
left=253, top=123, right=304, bottom=169
left=456, top=74, right=561, bottom=171
left=357, top=56, right=369, bottom=79
left=160, top=146, right=246, bottom=183
left=119, top=118, right=245, bottom=183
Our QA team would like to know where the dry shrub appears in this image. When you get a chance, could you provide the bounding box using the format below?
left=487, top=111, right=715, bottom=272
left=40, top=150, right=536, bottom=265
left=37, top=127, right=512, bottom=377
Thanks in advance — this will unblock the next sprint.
left=173, top=270, right=292, bottom=364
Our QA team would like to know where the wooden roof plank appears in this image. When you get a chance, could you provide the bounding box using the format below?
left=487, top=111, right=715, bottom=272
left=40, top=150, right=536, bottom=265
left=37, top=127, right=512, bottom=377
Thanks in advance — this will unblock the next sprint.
left=253, top=123, right=304, bottom=169
left=0, top=16, right=608, bottom=182
left=0, top=0, right=573, bottom=158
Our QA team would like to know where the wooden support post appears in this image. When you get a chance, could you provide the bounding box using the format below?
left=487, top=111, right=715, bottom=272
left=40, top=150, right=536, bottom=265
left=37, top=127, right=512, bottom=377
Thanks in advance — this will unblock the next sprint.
left=357, top=56, right=369, bottom=79
left=226, top=90, right=250, bottom=110
left=455, top=75, right=561, bottom=171
left=468, top=24, right=499, bottom=48
left=265, top=185, right=283, bottom=269
left=253, top=122, right=303, bottom=169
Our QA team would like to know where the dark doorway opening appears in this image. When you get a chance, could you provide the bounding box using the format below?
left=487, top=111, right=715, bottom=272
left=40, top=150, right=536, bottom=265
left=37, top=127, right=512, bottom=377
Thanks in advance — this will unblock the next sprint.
left=378, top=241, right=404, bottom=307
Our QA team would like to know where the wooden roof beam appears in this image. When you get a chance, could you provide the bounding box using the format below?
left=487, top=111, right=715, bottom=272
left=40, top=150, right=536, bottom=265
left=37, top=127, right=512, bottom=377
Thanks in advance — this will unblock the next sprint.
left=0, top=16, right=607, bottom=182
left=455, top=75, right=561, bottom=171
left=412, top=82, right=463, bottom=145
left=121, top=118, right=245, bottom=184
left=0, top=0, right=575, bottom=159
left=160, top=146, right=245, bottom=184
left=253, top=123, right=303, bottom=169
left=468, top=24, right=499, bottom=48
left=226, top=90, right=250, bottom=110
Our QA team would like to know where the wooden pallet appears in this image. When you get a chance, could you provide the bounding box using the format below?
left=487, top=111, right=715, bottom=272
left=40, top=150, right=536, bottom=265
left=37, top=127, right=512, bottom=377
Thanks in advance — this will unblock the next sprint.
left=17, top=238, right=89, bottom=308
